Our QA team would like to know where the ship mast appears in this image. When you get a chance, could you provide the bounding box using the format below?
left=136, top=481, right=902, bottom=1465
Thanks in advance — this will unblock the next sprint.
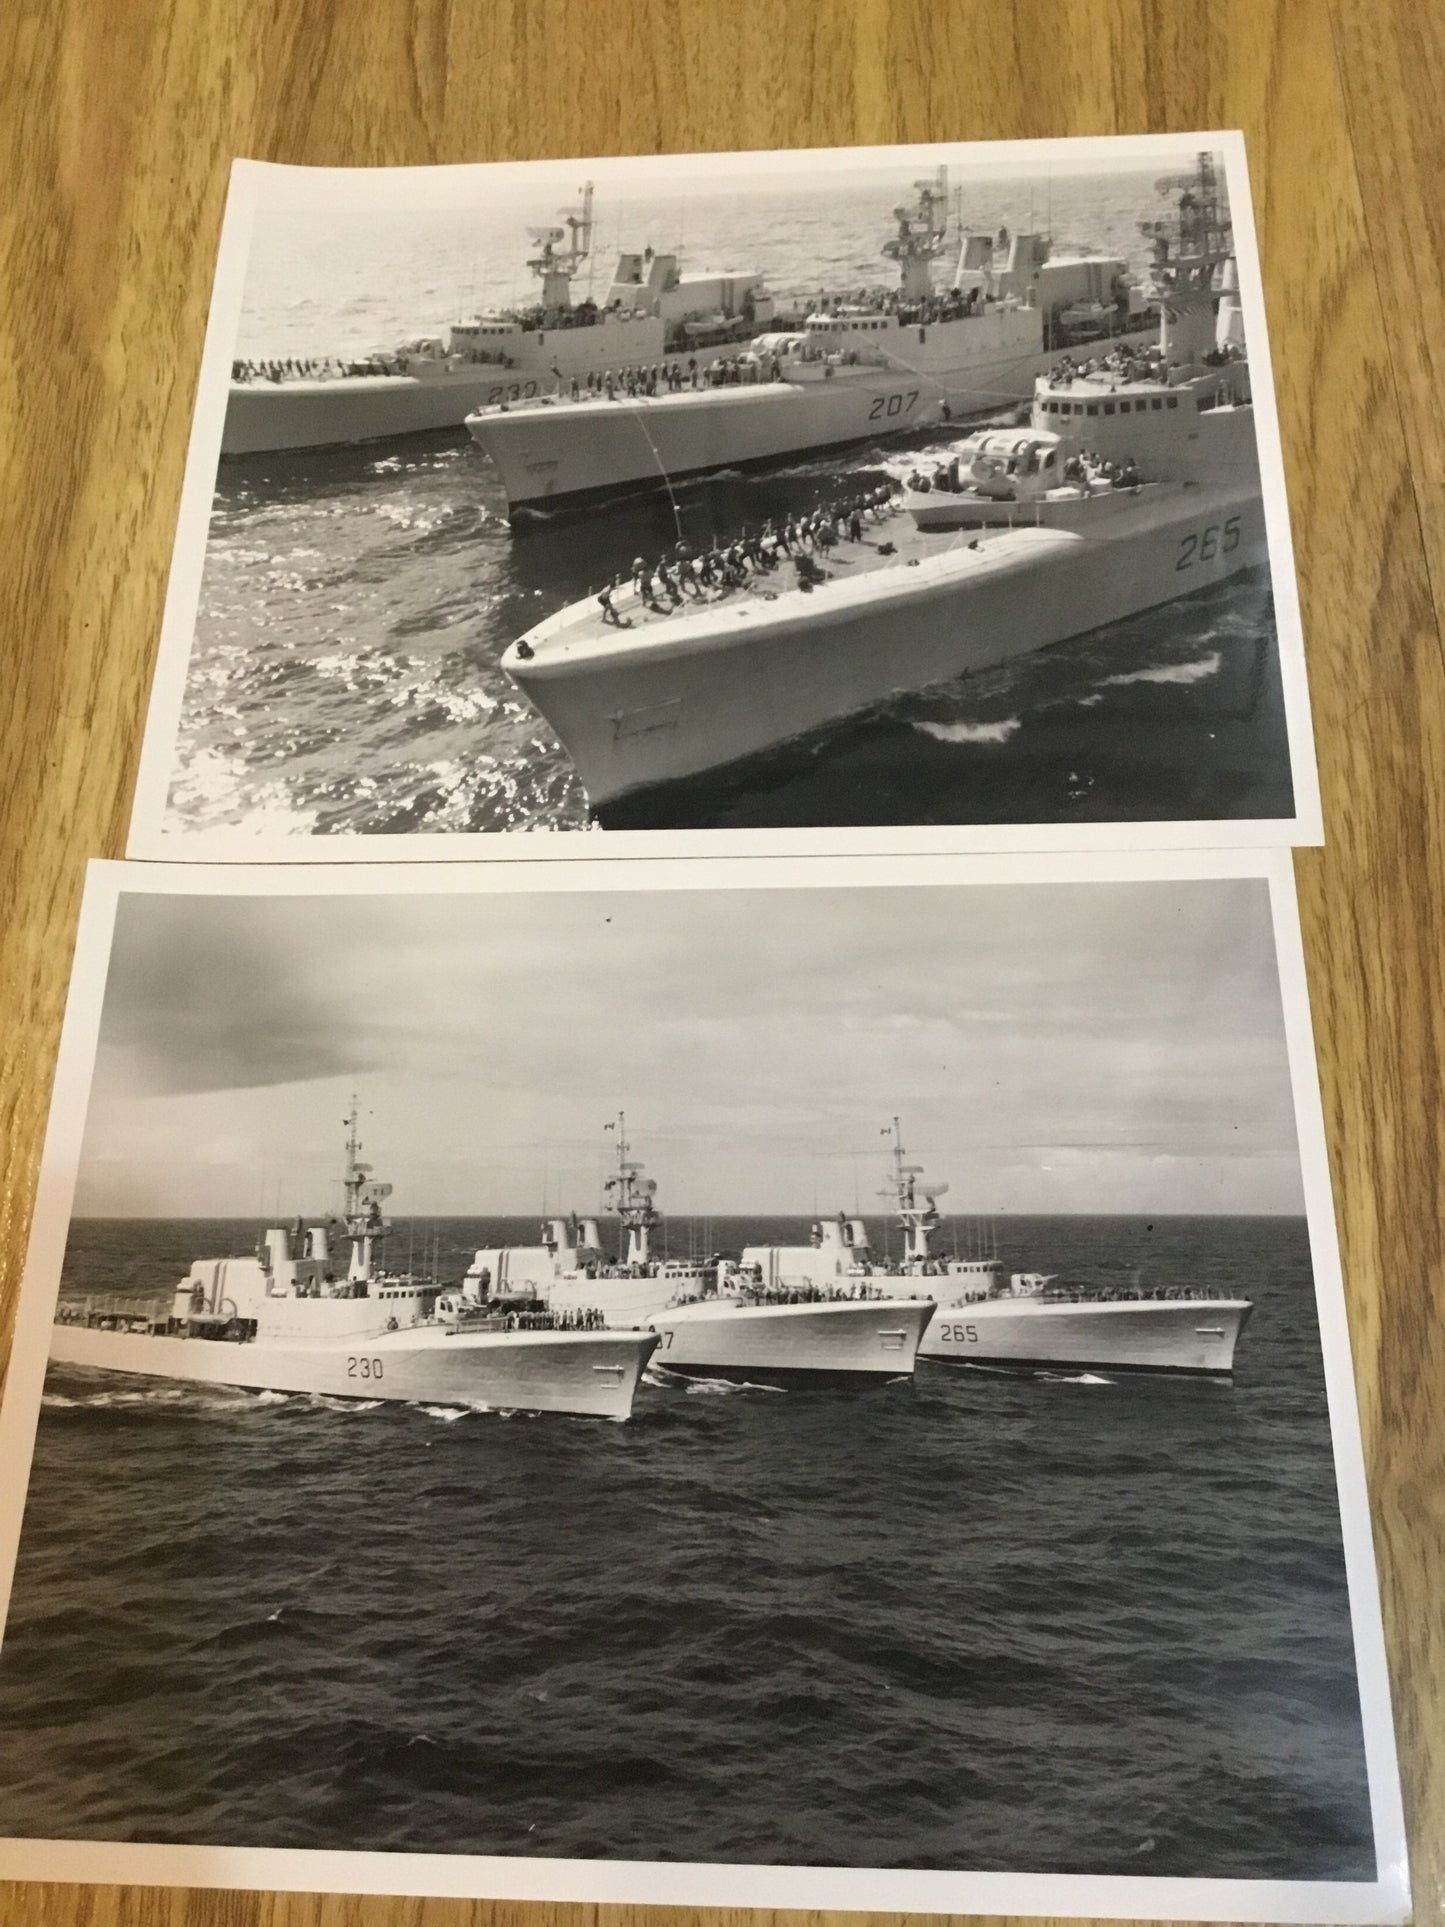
left=342, top=1096, right=393, bottom=1285
left=1138, top=151, right=1234, bottom=361
left=527, top=180, right=595, bottom=310
left=604, top=1110, right=660, bottom=1269
left=881, top=166, right=951, bottom=303
left=878, top=1116, right=947, bottom=1266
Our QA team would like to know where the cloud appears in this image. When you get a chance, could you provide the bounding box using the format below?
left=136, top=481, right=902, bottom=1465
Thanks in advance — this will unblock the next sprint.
left=75, top=876, right=1303, bottom=1217
left=97, top=896, right=383, bottom=1096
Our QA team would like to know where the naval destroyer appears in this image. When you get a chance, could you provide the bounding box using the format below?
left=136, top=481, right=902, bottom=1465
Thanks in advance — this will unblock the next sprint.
left=463, top=1117, right=935, bottom=1384
left=222, top=183, right=775, bottom=456
left=49, top=1109, right=658, bottom=1419
left=465, top=163, right=1166, bottom=517
left=740, top=1121, right=1253, bottom=1378
left=501, top=155, right=1264, bottom=812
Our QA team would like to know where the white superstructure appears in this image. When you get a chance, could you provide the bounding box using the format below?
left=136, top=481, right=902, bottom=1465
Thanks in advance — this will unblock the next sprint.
left=466, top=164, right=1163, bottom=516
left=222, top=183, right=775, bottom=456
left=740, top=1120, right=1253, bottom=1379
left=49, top=1106, right=658, bottom=1420
left=501, top=156, right=1263, bottom=813
left=464, top=1116, right=935, bottom=1384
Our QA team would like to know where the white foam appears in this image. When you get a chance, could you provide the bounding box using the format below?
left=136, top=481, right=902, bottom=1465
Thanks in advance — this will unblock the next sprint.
left=914, top=717, right=1022, bottom=746
left=1100, top=650, right=1222, bottom=689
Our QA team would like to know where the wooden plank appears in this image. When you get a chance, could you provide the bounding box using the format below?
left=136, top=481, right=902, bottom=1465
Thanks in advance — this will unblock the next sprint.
left=0, top=2, right=1440, bottom=1924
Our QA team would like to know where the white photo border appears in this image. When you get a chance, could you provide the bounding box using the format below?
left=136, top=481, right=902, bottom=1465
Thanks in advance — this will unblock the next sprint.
left=0, top=849, right=1403, bottom=1918
left=123, top=131, right=1325, bottom=863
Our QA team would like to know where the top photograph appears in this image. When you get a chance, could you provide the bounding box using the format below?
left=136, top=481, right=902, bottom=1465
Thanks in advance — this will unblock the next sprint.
left=126, top=133, right=1322, bottom=861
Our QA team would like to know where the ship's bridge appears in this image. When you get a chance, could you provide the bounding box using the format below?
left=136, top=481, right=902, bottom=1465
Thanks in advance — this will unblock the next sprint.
left=1036, top=380, right=1191, bottom=427
left=803, top=308, right=897, bottom=336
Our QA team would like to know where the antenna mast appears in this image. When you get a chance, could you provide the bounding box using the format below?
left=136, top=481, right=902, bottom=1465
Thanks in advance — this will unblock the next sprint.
left=877, top=1116, right=947, bottom=1267
left=604, top=1110, right=660, bottom=1269
left=881, top=166, right=951, bottom=302
left=342, top=1095, right=393, bottom=1285
left=527, top=180, right=595, bottom=310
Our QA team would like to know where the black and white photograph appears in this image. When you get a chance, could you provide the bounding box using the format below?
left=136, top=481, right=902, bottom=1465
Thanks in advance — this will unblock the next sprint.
left=126, top=134, right=1321, bottom=860
left=0, top=854, right=1403, bottom=1917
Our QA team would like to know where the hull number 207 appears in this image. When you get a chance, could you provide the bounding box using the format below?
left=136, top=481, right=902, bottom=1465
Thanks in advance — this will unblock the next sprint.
left=1177, top=515, right=1242, bottom=571
left=868, top=390, right=920, bottom=422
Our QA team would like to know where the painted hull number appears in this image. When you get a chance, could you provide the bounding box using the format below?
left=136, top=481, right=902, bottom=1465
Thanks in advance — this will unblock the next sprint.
left=1177, top=514, right=1241, bottom=571
left=868, top=389, right=920, bottom=422
left=347, top=1356, right=384, bottom=1380
left=936, top=1324, right=980, bottom=1344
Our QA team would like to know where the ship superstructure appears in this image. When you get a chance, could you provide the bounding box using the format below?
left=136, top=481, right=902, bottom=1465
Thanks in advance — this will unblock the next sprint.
left=741, top=1119, right=1253, bottom=1378
left=222, top=182, right=775, bottom=456
left=50, top=1103, right=658, bottom=1418
left=464, top=1115, right=935, bottom=1384
left=465, top=165, right=1164, bottom=518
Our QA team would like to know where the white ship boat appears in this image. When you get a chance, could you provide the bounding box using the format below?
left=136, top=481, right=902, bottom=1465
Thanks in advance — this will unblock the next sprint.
left=463, top=1116, right=935, bottom=1384
left=222, top=183, right=775, bottom=456
left=502, top=161, right=1263, bottom=812
left=49, top=1108, right=658, bottom=1420
left=743, top=1121, right=1253, bottom=1378
left=465, top=163, right=1168, bottom=517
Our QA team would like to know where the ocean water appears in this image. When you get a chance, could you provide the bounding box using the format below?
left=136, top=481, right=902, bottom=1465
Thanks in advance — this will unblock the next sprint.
left=0, top=1214, right=1374, bottom=1878
left=167, top=166, right=1292, bottom=836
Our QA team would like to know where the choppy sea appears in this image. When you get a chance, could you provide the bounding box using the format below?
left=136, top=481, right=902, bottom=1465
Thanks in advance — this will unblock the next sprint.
left=0, top=1213, right=1373, bottom=1878
left=169, top=168, right=1293, bottom=836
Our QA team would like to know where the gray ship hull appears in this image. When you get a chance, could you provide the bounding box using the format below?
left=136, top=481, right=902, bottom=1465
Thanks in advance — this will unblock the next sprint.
left=651, top=1295, right=935, bottom=1382
left=922, top=1297, right=1253, bottom=1376
left=467, top=328, right=1158, bottom=516
left=221, top=373, right=523, bottom=456
left=505, top=485, right=1268, bottom=808
left=48, top=1320, right=659, bottom=1420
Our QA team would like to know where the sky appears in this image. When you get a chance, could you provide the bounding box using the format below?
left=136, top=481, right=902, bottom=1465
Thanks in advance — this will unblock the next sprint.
left=71, top=876, right=1305, bottom=1221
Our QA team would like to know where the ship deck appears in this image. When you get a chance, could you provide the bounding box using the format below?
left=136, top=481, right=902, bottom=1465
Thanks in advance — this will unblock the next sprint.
left=509, top=510, right=1077, bottom=670
left=469, top=379, right=810, bottom=426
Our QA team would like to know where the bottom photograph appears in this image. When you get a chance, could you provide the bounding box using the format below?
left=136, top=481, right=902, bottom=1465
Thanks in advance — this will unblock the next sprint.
left=0, top=852, right=1405, bottom=1920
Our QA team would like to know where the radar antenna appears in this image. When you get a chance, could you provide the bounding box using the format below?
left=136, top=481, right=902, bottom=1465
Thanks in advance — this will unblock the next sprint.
left=341, top=1096, right=393, bottom=1285
left=881, top=166, right=951, bottom=302
left=1138, top=151, right=1232, bottom=292
left=1137, top=151, right=1236, bottom=363
left=879, top=1116, right=946, bottom=1266
left=603, top=1110, right=661, bottom=1268
left=527, top=181, right=595, bottom=309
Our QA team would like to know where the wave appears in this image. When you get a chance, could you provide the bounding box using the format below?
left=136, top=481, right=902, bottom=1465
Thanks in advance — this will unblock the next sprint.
left=1100, top=651, right=1222, bottom=689
left=913, top=717, right=1022, bottom=746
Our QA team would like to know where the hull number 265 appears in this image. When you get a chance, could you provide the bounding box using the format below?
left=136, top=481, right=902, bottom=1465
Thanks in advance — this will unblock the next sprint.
left=1177, top=515, right=1242, bottom=571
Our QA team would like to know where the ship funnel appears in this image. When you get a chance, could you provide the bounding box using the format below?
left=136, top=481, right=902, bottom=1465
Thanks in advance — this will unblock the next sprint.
left=579, top=1218, right=603, bottom=1253
left=307, top=1225, right=330, bottom=1263
left=955, top=232, right=993, bottom=281
left=264, top=1227, right=291, bottom=1270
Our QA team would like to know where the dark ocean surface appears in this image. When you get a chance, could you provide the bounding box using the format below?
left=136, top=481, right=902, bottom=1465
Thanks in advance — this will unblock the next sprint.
left=0, top=1214, right=1373, bottom=1879
left=168, top=166, right=1293, bottom=837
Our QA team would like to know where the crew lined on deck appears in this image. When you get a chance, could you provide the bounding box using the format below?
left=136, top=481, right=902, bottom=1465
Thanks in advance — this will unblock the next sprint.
left=592, top=484, right=899, bottom=625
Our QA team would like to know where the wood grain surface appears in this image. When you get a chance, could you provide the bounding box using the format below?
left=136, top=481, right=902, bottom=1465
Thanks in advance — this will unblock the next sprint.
left=1, top=1, right=1442, bottom=1925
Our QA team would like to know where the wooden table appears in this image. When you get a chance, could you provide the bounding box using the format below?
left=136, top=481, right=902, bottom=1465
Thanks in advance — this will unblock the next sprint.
left=2, top=0, right=1442, bottom=1923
